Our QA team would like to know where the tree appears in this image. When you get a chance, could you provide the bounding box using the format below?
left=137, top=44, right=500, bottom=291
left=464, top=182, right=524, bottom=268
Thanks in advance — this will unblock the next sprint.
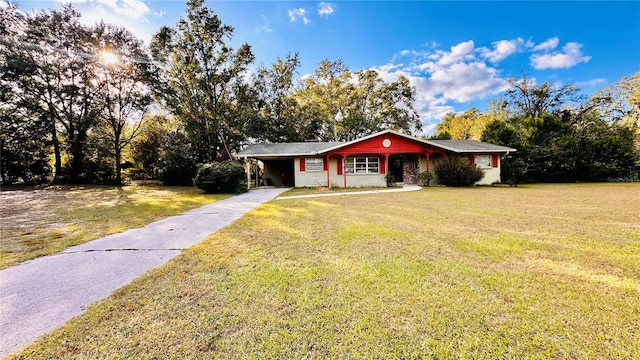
left=92, top=22, right=157, bottom=184
left=293, top=60, right=421, bottom=141
left=294, top=59, right=353, bottom=141
left=0, top=4, right=52, bottom=184
left=591, top=72, right=640, bottom=153
left=130, top=114, right=177, bottom=178
left=150, top=0, right=255, bottom=163
left=253, top=53, right=304, bottom=142
left=505, top=74, right=579, bottom=119
left=3, top=5, right=107, bottom=182
left=347, top=70, right=421, bottom=139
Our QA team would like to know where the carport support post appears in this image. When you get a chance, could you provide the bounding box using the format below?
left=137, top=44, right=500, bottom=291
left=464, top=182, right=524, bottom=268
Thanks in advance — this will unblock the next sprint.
left=245, top=157, right=251, bottom=189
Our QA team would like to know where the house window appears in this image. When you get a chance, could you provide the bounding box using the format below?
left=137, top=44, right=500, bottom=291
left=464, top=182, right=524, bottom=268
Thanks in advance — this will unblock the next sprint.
left=305, top=158, right=324, bottom=172
left=474, top=155, right=492, bottom=169
left=345, top=157, right=379, bottom=174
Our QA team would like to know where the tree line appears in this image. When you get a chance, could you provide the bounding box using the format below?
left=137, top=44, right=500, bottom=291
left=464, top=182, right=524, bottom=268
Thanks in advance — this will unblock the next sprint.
left=435, top=74, right=640, bottom=183
left=1, top=0, right=638, bottom=186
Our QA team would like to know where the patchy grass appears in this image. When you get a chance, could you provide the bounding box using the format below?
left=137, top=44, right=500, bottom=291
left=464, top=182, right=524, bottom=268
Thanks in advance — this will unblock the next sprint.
left=9, top=183, right=640, bottom=359
left=0, top=185, right=230, bottom=269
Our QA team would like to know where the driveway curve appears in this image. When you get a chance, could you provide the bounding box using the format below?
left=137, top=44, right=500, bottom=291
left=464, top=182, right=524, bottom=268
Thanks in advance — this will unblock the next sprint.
left=0, top=187, right=288, bottom=358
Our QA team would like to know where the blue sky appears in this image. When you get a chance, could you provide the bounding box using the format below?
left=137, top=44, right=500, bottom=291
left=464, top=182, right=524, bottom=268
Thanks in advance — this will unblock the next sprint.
left=8, top=0, right=640, bottom=133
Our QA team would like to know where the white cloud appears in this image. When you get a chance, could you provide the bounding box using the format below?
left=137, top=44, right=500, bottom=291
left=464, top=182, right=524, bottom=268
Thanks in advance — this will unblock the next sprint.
left=318, top=2, right=334, bottom=17
left=478, top=38, right=524, bottom=63
left=260, top=14, right=272, bottom=32
left=576, top=78, right=606, bottom=87
left=530, top=42, right=591, bottom=69
left=96, top=0, right=149, bottom=20
left=373, top=39, right=513, bottom=127
left=288, top=8, right=310, bottom=24
left=434, top=40, right=475, bottom=66
left=77, top=4, right=154, bottom=43
left=532, top=37, right=559, bottom=51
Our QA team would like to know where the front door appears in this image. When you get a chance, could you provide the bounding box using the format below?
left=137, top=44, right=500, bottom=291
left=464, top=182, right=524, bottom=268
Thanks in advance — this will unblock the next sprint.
left=389, top=155, right=404, bottom=182
left=403, top=155, right=419, bottom=185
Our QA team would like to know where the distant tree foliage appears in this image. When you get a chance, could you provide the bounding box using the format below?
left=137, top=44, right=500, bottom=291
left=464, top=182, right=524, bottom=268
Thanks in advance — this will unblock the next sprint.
left=481, top=73, right=639, bottom=184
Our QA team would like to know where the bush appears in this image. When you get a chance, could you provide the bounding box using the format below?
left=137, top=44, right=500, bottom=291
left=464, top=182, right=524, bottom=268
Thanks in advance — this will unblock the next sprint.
left=418, top=171, right=433, bottom=187
left=434, top=157, right=484, bottom=187
left=194, top=161, right=246, bottom=194
left=385, top=173, right=396, bottom=187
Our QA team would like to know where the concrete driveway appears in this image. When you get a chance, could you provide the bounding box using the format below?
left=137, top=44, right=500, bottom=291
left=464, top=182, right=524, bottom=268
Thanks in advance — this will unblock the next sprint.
left=0, top=187, right=288, bottom=358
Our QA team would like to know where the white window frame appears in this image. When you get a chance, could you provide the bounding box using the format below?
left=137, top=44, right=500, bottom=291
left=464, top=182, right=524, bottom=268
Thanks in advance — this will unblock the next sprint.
left=475, top=155, right=492, bottom=169
left=345, top=157, right=380, bottom=174
left=305, top=158, right=324, bottom=172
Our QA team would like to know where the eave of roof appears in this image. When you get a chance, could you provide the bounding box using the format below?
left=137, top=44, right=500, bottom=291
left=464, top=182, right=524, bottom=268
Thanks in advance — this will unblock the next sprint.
left=237, top=129, right=516, bottom=157
left=425, top=139, right=517, bottom=153
left=237, top=141, right=345, bottom=157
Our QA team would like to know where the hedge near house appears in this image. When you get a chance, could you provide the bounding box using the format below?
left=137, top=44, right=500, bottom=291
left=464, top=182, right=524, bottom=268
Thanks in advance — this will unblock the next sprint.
left=434, top=157, right=484, bottom=187
left=194, top=161, right=246, bottom=194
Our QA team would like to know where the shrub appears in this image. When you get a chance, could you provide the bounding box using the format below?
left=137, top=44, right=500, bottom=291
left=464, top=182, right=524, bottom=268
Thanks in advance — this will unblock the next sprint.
left=434, top=157, right=484, bottom=187
left=385, top=173, right=396, bottom=187
left=418, top=171, right=433, bottom=187
left=194, top=161, right=246, bottom=194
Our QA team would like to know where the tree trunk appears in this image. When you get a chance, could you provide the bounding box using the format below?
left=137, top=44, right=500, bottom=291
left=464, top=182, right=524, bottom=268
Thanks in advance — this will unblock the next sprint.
left=50, top=118, right=62, bottom=182
left=114, top=136, right=122, bottom=184
left=69, top=131, right=86, bottom=183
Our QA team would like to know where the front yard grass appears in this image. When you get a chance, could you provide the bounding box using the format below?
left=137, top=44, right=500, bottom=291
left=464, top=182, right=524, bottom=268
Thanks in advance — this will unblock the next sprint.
left=0, top=185, right=230, bottom=269
left=9, top=183, right=640, bottom=359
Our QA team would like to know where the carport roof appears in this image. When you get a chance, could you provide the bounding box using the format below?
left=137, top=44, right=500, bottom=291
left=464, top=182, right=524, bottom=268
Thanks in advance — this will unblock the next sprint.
left=237, top=141, right=345, bottom=157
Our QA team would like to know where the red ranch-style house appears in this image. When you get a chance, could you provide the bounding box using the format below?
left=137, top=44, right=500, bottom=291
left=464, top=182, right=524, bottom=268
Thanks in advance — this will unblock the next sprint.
left=237, top=129, right=516, bottom=188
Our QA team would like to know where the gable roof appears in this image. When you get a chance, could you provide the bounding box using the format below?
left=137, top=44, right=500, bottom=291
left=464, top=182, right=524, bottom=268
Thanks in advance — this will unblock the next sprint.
left=237, top=129, right=516, bottom=157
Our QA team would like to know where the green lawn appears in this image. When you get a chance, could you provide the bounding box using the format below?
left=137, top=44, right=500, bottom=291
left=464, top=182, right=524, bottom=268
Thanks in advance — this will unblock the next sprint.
left=8, top=183, right=640, bottom=359
left=0, top=185, right=230, bottom=269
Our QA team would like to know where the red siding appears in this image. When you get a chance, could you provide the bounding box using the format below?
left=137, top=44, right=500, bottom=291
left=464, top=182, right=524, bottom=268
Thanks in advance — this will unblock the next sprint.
left=336, top=133, right=432, bottom=154
left=337, top=158, right=343, bottom=175
left=492, top=155, right=499, bottom=168
left=299, top=158, right=305, bottom=172
left=323, top=158, right=328, bottom=171
left=469, top=155, right=475, bottom=165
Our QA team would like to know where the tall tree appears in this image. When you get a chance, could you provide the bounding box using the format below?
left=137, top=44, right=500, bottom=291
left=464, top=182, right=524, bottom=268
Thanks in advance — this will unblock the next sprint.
left=294, top=59, right=353, bottom=141
left=1, top=3, right=51, bottom=184
left=434, top=108, right=496, bottom=140
left=293, top=60, right=421, bottom=141
left=253, top=53, right=304, bottom=142
left=92, top=22, right=157, bottom=184
left=150, top=0, right=255, bottom=163
left=505, top=74, right=579, bottom=119
left=591, top=72, right=640, bottom=153
left=3, top=5, right=106, bottom=182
